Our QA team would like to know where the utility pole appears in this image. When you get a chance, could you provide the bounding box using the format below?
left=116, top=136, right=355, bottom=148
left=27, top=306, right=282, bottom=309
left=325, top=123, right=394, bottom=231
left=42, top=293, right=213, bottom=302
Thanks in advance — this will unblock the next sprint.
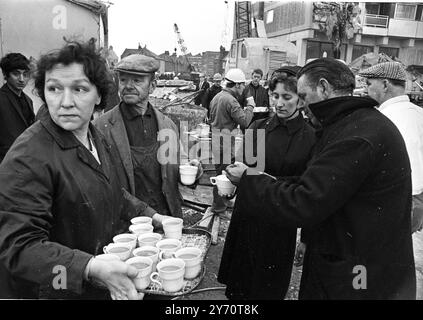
left=0, top=18, right=4, bottom=58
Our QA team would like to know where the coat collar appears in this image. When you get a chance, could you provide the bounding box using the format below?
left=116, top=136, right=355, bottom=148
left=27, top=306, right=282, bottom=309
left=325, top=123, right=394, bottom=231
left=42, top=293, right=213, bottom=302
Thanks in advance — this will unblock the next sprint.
left=308, top=96, right=378, bottom=128
left=41, top=115, right=111, bottom=179
left=265, top=113, right=305, bottom=135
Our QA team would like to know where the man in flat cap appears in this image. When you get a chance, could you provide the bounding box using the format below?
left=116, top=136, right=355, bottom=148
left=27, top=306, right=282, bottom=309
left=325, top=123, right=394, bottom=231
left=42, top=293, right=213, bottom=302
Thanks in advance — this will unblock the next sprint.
left=359, top=62, right=423, bottom=233
left=95, top=54, right=201, bottom=224
left=224, top=58, right=416, bottom=299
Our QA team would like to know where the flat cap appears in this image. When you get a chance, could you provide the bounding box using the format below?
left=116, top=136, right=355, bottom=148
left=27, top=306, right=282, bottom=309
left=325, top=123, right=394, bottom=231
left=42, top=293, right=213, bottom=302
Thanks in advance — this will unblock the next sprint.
left=115, top=54, right=159, bottom=75
left=358, top=62, right=406, bottom=81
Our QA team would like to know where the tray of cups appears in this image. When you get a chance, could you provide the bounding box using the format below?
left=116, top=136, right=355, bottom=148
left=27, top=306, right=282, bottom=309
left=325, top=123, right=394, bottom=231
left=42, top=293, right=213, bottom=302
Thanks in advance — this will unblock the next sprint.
left=137, top=228, right=211, bottom=296
left=102, top=217, right=212, bottom=297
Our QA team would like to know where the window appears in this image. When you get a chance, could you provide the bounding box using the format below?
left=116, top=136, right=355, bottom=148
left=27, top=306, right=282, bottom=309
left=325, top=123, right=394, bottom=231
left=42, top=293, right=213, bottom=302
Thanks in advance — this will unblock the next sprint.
left=266, top=10, right=274, bottom=24
left=417, top=5, right=423, bottom=21
left=379, top=47, right=399, bottom=59
left=366, top=3, right=380, bottom=15
left=352, top=45, right=374, bottom=61
left=240, top=43, right=247, bottom=58
left=306, top=41, right=347, bottom=61
left=230, top=43, right=236, bottom=58
left=395, top=4, right=417, bottom=20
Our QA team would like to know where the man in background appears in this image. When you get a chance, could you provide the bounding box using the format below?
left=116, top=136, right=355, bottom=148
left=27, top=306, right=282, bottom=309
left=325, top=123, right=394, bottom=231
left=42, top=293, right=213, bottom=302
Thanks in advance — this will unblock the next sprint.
left=359, top=62, right=423, bottom=233
left=194, top=73, right=210, bottom=106
left=202, top=73, right=223, bottom=119
left=0, top=53, right=34, bottom=163
left=241, top=68, right=269, bottom=122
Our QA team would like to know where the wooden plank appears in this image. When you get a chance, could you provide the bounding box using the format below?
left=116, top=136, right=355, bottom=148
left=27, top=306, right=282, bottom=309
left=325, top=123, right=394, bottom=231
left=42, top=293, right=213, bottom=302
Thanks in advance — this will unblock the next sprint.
left=211, top=215, right=220, bottom=245
left=198, top=207, right=215, bottom=230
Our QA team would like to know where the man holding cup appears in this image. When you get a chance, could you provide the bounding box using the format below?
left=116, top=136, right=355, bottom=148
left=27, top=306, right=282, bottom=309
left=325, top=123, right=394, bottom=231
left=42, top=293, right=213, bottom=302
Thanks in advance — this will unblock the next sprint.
left=95, top=54, right=202, bottom=224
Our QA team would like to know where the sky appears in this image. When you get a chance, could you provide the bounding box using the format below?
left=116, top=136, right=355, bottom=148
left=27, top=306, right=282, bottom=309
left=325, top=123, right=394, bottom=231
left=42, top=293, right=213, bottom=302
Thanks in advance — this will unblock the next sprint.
left=108, top=0, right=235, bottom=58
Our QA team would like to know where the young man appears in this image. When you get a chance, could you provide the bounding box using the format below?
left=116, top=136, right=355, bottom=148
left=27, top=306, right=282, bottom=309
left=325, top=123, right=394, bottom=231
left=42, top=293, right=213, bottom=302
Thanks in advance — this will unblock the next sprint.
left=359, top=62, right=423, bottom=233
left=241, top=68, right=269, bottom=122
left=202, top=73, right=223, bottom=118
left=0, top=53, right=34, bottom=162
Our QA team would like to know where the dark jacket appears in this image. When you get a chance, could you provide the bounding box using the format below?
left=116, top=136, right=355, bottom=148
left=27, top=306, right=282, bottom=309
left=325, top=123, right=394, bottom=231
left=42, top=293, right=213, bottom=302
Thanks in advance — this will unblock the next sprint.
left=240, top=83, right=269, bottom=109
left=202, top=84, right=222, bottom=116
left=234, top=96, right=416, bottom=299
left=94, top=103, right=184, bottom=218
left=0, top=116, right=132, bottom=299
left=194, top=80, right=210, bottom=105
left=218, top=114, right=316, bottom=299
left=0, top=84, right=34, bottom=162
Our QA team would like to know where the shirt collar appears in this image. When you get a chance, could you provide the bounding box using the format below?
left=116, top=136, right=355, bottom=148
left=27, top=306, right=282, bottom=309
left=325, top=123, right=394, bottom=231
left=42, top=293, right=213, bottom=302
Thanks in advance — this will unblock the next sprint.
left=378, top=95, right=410, bottom=112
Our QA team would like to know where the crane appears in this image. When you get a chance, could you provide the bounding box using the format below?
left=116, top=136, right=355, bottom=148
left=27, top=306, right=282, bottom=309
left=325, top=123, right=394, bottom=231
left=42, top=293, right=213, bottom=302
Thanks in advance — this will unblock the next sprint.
left=173, top=23, right=195, bottom=72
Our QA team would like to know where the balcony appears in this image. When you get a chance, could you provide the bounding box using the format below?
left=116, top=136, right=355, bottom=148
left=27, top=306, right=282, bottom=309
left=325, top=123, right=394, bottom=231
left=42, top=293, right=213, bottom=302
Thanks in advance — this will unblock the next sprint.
left=363, top=14, right=389, bottom=28
left=362, top=14, right=389, bottom=36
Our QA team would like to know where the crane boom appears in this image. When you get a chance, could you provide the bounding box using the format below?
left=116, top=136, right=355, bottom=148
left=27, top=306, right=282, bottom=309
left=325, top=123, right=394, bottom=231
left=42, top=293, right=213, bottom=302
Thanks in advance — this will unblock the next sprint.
left=173, top=23, right=188, bottom=55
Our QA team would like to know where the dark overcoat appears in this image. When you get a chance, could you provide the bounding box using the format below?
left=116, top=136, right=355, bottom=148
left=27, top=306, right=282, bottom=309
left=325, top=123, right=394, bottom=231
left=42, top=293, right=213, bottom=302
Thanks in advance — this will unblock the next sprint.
left=0, top=117, right=132, bottom=299
left=234, top=96, right=416, bottom=299
left=218, top=114, right=316, bottom=299
left=0, top=84, right=34, bottom=162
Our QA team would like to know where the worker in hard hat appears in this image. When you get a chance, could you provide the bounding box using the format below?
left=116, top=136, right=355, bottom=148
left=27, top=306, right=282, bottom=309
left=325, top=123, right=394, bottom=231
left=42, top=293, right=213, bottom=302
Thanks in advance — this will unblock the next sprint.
left=202, top=73, right=223, bottom=118
left=209, top=68, right=254, bottom=214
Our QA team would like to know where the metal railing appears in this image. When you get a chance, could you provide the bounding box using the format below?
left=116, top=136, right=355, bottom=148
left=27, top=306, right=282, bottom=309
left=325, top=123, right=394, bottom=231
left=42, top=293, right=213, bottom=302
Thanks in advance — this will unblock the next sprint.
left=364, top=14, right=389, bottom=28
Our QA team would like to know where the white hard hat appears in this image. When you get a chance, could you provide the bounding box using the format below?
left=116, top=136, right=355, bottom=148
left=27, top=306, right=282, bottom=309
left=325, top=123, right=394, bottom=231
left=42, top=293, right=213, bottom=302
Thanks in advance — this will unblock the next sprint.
left=225, top=68, right=246, bottom=83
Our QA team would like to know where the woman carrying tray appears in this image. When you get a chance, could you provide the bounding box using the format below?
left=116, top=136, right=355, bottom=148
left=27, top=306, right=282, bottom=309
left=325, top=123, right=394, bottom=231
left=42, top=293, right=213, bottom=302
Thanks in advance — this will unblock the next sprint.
left=0, top=41, right=145, bottom=300
left=218, top=71, right=316, bottom=299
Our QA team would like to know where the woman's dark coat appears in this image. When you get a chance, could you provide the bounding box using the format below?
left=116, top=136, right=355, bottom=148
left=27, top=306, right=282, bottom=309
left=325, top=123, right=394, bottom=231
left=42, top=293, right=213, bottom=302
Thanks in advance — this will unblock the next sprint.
left=218, top=114, right=316, bottom=299
left=232, top=96, right=416, bottom=299
left=0, top=117, right=133, bottom=299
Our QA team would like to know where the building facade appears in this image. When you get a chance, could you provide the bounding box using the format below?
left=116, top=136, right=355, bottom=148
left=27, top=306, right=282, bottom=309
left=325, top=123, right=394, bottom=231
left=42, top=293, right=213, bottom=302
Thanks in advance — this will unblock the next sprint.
left=257, top=2, right=423, bottom=66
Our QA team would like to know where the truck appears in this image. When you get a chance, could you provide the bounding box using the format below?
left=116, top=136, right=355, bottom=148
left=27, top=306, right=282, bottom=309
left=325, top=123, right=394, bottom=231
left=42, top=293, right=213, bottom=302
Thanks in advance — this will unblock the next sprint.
left=225, top=38, right=298, bottom=81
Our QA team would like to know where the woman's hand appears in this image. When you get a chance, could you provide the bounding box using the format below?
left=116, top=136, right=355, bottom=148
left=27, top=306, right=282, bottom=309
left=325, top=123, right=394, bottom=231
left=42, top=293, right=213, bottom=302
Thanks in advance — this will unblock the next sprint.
left=88, top=258, right=144, bottom=300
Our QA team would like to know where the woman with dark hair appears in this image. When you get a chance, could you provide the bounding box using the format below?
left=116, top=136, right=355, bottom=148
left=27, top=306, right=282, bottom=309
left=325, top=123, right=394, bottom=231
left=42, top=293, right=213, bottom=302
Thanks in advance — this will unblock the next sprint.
left=0, top=42, right=144, bottom=300
left=218, top=73, right=316, bottom=300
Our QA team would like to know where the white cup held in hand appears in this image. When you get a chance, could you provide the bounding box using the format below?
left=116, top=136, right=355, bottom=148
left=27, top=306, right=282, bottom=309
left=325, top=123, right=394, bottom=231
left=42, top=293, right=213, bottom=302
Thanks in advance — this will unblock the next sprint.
left=174, top=247, right=203, bottom=280
left=103, top=242, right=132, bottom=261
left=210, top=174, right=235, bottom=196
left=126, top=256, right=153, bottom=290
left=150, top=258, right=186, bottom=293
left=179, top=164, right=198, bottom=186
left=162, top=217, right=183, bottom=240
